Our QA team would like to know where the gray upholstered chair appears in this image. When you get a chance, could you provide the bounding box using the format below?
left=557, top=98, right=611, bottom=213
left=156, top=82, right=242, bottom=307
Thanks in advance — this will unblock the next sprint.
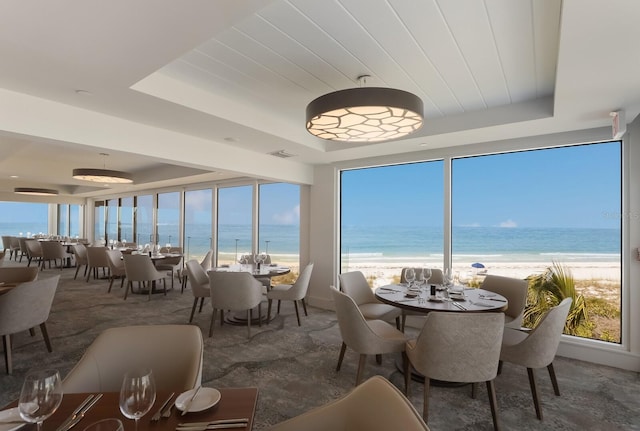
left=338, top=271, right=401, bottom=328
left=71, top=243, right=88, bottom=280
left=266, top=376, right=430, bottom=431
left=156, top=247, right=183, bottom=290
left=105, top=249, right=127, bottom=293
left=85, top=246, right=109, bottom=282
left=15, top=237, right=28, bottom=262
left=123, top=254, right=167, bottom=300
left=330, top=285, right=407, bottom=386
left=480, top=274, right=529, bottom=329
left=62, top=324, right=203, bottom=393
left=267, top=262, right=314, bottom=326
left=24, top=239, right=43, bottom=268
left=181, top=249, right=212, bottom=293
left=1, top=236, right=12, bottom=258
left=499, top=297, right=572, bottom=420
left=40, top=241, right=70, bottom=270
left=400, top=268, right=443, bottom=331
left=0, top=275, right=60, bottom=374
left=184, top=259, right=210, bottom=323
left=209, top=271, right=263, bottom=338
left=0, top=266, right=39, bottom=284
left=404, top=311, right=505, bottom=430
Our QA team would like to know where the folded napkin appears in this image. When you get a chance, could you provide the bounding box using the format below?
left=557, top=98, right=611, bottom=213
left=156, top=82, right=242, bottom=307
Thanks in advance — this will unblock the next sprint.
left=0, top=407, right=26, bottom=431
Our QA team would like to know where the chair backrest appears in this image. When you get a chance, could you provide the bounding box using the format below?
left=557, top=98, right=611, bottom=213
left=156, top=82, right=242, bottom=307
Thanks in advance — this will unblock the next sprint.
left=123, top=254, right=163, bottom=282
left=505, top=297, right=572, bottom=368
left=209, top=271, right=263, bottom=311
left=25, top=239, right=42, bottom=257
left=330, top=285, right=385, bottom=354
left=72, top=244, right=88, bottom=264
left=105, top=249, right=125, bottom=272
left=409, top=312, right=505, bottom=383
left=0, top=275, right=59, bottom=336
left=17, top=237, right=28, bottom=252
left=185, top=259, right=210, bottom=297
left=286, top=263, right=314, bottom=300
left=1, top=236, right=11, bottom=250
left=86, top=246, right=109, bottom=267
left=200, top=249, right=213, bottom=271
left=266, top=375, right=430, bottom=431
left=0, top=266, right=39, bottom=283
left=62, top=324, right=204, bottom=393
left=41, top=241, right=65, bottom=259
left=338, top=271, right=375, bottom=306
left=400, top=268, right=443, bottom=284
left=480, top=274, right=528, bottom=326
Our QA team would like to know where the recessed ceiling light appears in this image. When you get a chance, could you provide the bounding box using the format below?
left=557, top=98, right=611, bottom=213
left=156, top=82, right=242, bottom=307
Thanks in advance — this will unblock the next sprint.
left=9, top=175, right=18, bottom=178
left=419, top=143, right=429, bottom=147
left=75, top=89, right=93, bottom=96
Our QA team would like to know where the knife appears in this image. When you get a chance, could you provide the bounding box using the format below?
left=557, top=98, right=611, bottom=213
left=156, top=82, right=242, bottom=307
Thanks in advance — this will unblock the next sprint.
left=151, top=392, right=175, bottom=421
left=177, top=419, right=248, bottom=427
left=181, top=387, right=201, bottom=416
left=57, top=394, right=103, bottom=431
left=54, top=395, right=94, bottom=431
left=176, top=424, right=247, bottom=431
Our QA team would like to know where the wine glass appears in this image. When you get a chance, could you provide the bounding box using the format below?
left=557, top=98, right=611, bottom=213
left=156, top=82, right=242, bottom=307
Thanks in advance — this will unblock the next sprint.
left=423, top=267, right=432, bottom=286
left=19, top=369, right=63, bottom=431
left=119, top=368, right=156, bottom=431
left=83, top=419, right=124, bottom=431
left=404, top=268, right=415, bottom=287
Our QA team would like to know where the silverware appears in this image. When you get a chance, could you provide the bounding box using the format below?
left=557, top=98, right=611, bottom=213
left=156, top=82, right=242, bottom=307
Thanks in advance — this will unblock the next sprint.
left=176, top=424, right=247, bottom=431
left=54, top=395, right=95, bottom=431
left=152, top=392, right=175, bottom=421
left=162, top=403, right=174, bottom=418
left=178, top=419, right=249, bottom=427
left=56, top=394, right=103, bottom=431
left=181, top=387, right=202, bottom=416
left=450, top=301, right=467, bottom=311
left=482, top=297, right=507, bottom=302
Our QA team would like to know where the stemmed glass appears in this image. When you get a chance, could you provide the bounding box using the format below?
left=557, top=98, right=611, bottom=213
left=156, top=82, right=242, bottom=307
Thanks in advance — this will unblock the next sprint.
left=119, top=368, right=156, bottom=431
left=422, top=267, right=432, bottom=287
left=83, top=419, right=124, bottom=431
left=404, top=268, right=415, bottom=288
left=19, top=369, right=63, bottom=431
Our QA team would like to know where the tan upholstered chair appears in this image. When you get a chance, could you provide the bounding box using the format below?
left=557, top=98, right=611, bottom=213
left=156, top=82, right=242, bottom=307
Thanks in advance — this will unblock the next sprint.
left=71, top=244, right=88, bottom=280
left=0, top=275, right=60, bottom=374
left=404, top=312, right=505, bottom=430
left=338, top=271, right=401, bottom=328
left=267, top=263, right=314, bottom=326
left=209, top=271, right=263, bottom=338
left=330, top=286, right=407, bottom=386
left=1, top=236, right=12, bottom=258
left=85, top=246, right=109, bottom=282
left=400, top=268, right=443, bottom=331
left=267, top=376, right=430, bottom=431
left=123, top=254, right=167, bottom=300
left=184, top=259, right=210, bottom=323
left=16, top=237, right=28, bottom=262
left=480, top=274, right=528, bottom=329
left=105, top=249, right=127, bottom=293
left=62, top=324, right=203, bottom=393
left=499, top=297, right=572, bottom=420
left=24, top=239, right=43, bottom=268
left=156, top=247, right=183, bottom=290
left=40, top=241, right=70, bottom=270
left=181, top=250, right=213, bottom=292
left=0, top=266, right=39, bottom=284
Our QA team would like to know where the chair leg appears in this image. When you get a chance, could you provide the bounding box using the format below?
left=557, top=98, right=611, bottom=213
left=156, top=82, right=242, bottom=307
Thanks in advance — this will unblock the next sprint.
left=29, top=328, right=35, bottom=336
left=423, top=377, right=431, bottom=422
left=293, top=300, right=301, bottom=326
left=277, top=300, right=281, bottom=313
left=40, top=323, right=52, bottom=352
left=355, top=354, right=367, bottom=386
left=74, top=265, right=81, bottom=280
left=199, top=297, right=205, bottom=312
left=124, top=281, right=131, bottom=300
left=486, top=380, right=500, bottom=431
left=267, top=299, right=272, bottom=323
left=471, top=382, right=478, bottom=399
left=395, top=316, right=401, bottom=330
left=497, top=360, right=503, bottom=375
left=401, top=313, right=407, bottom=332
left=527, top=367, right=543, bottom=420
left=301, top=298, right=308, bottom=316
left=258, top=303, right=262, bottom=328
left=189, top=298, right=198, bottom=323
left=209, top=309, right=217, bottom=337
left=376, top=354, right=382, bottom=365
left=246, top=309, right=252, bottom=338
left=403, top=352, right=411, bottom=396
left=107, top=277, right=115, bottom=293
left=336, top=342, right=347, bottom=371
left=120, top=277, right=125, bottom=289
left=2, top=334, right=12, bottom=374
left=547, top=363, right=561, bottom=396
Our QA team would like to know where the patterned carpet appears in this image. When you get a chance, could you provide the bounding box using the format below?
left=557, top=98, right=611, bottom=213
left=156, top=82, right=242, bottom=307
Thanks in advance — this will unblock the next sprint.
left=1, top=262, right=639, bottom=430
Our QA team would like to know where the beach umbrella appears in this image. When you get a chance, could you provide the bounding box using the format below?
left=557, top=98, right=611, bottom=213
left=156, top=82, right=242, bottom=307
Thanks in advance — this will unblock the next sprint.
left=471, top=262, right=485, bottom=269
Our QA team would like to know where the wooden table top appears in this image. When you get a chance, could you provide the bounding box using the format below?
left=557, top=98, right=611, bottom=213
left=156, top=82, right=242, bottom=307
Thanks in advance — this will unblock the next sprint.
left=4, top=388, right=258, bottom=431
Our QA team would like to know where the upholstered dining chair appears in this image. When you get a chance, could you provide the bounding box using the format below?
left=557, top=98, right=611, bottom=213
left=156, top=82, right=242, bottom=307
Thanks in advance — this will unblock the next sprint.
left=0, top=275, right=60, bottom=374
left=399, top=268, right=444, bottom=331
left=480, top=274, right=529, bottom=329
left=266, top=376, right=430, bottom=431
left=62, top=324, right=203, bottom=393
left=105, top=249, right=127, bottom=293
left=498, top=297, right=572, bottom=420
left=24, top=239, right=43, bottom=268
left=404, top=311, right=505, bottom=430
left=85, top=246, right=109, bottom=282
left=71, top=243, right=88, bottom=280
left=338, top=271, right=401, bottom=329
left=1, top=236, right=12, bottom=259
left=16, top=237, right=28, bottom=262
left=184, top=259, right=210, bottom=323
left=330, top=286, right=407, bottom=387
left=0, top=266, right=39, bottom=284
left=266, top=262, right=314, bottom=326
left=123, top=254, right=167, bottom=300
left=209, top=271, right=263, bottom=338
left=181, top=249, right=213, bottom=293
left=156, top=247, right=183, bottom=290
left=40, top=241, right=70, bottom=270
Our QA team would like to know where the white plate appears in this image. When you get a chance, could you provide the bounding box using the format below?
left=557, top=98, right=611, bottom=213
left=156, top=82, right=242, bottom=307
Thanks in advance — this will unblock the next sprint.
left=0, top=407, right=26, bottom=431
left=175, top=388, right=221, bottom=413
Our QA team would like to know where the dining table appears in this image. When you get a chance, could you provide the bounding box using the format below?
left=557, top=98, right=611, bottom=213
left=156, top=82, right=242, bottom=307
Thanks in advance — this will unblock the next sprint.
left=1, top=388, right=258, bottom=431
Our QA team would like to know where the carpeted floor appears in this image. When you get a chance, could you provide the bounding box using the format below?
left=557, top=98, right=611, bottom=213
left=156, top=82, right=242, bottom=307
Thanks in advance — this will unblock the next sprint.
left=1, top=262, right=639, bottom=430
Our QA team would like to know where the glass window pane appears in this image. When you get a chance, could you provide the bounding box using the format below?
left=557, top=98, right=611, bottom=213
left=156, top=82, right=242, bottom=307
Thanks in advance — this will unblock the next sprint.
left=58, top=204, right=69, bottom=236
left=184, top=189, right=212, bottom=263
left=106, top=199, right=118, bottom=246
left=120, top=197, right=134, bottom=243
left=451, top=142, right=621, bottom=343
left=0, top=202, right=49, bottom=237
left=94, top=200, right=106, bottom=244
left=217, top=185, right=252, bottom=265
left=69, top=204, right=80, bottom=238
left=135, top=195, right=154, bottom=246
left=340, top=161, right=444, bottom=286
left=157, top=191, right=181, bottom=247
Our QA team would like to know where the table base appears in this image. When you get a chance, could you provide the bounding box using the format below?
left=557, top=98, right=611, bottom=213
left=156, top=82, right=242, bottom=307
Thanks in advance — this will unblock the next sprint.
left=395, top=354, right=468, bottom=387
left=223, top=305, right=273, bottom=326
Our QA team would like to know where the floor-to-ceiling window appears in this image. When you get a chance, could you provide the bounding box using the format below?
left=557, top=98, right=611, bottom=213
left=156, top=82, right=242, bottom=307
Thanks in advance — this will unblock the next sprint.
left=135, top=195, right=154, bottom=246
left=106, top=199, right=118, bottom=246
left=0, top=202, right=49, bottom=237
left=69, top=204, right=80, bottom=238
left=340, top=161, right=444, bottom=286
left=157, top=191, right=181, bottom=247
left=217, top=185, right=253, bottom=265
left=58, top=204, right=68, bottom=237
left=94, top=200, right=106, bottom=244
left=451, top=142, right=622, bottom=342
left=184, top=189, right=212, bottom=263
left=57, top=204, right=82, bottom=238
left=120, top=197, right=134, bottom=243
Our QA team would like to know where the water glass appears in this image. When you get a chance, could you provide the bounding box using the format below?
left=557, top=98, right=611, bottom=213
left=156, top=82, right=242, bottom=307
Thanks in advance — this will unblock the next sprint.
left=19, top=369, right=63, bottom=431
left=82, top=419, right=124, bottom=431
left=119, top=368, right=156, bottom=431
left=404, top=268, right=415, bottom=287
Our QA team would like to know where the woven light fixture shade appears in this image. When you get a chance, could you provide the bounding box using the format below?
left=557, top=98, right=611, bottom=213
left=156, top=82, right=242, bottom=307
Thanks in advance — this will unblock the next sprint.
left=14, top=187, right=59, bottom=196
left=72, top=168, right=133, bottom=184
